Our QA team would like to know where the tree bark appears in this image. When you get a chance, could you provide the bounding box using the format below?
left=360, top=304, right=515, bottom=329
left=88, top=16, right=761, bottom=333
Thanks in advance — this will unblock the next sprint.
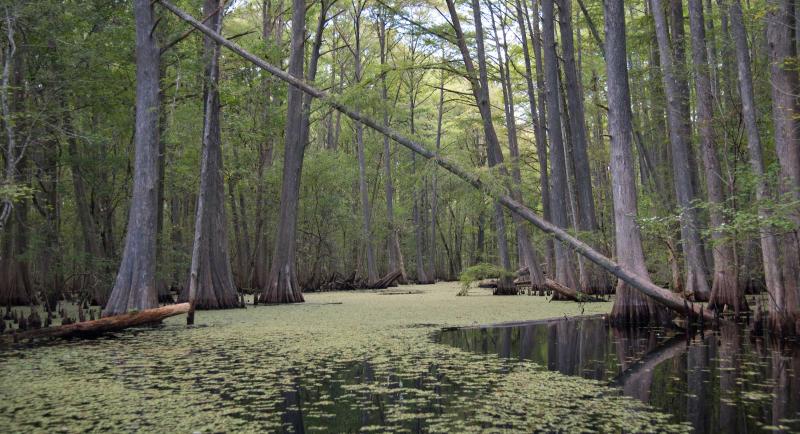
left=443, top=0, right=520, bottom=293
left=556, top=0, right=607, bottom=293
left=542, top=0, right=579, bottom=293
left=651, top=0, right=711, bottom=301
left=491, top=6, right=547, bottom=289
left=181, top=0, right=240, bottom=311
left=688, top=0, right=745, bottom=313
left=730, top=0, right=790, bottom=331
left=103, top=0, right=161, bottom=316
left=5, top=303, right=191, bottom=343
left=377, top=12, right=408, bottom=284
left=526, top=0, right=555, bottom=276
left=351, top=1, right=378, bottom=284
left=605, top=0, right=671, bottom=325
left=259, top=0, right=306, bottom=303
left=765, top=0, right=800, bottom=323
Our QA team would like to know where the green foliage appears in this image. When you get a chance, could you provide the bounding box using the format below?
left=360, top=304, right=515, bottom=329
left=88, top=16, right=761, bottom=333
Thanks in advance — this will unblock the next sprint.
left=457, top=263, right=514, bottom=296
left=0, top=183, right=34, bottom=203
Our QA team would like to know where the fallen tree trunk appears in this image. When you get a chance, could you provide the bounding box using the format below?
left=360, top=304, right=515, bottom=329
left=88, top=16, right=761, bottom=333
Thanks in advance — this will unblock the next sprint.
left=545, top=279, right=601, bottom=302
left=368, top=270, right=403, bottom=289
left=156, top=0, right=715, bottom=323
left=2, top=303, right=190, bottom=343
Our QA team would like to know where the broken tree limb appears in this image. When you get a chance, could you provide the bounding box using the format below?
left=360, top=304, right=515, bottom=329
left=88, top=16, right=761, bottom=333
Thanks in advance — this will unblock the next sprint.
left=156, top=0, right=715, bottom=323
left=1, top=303, right=191, bottom=343
left=368, top=270, right=403, bottom=289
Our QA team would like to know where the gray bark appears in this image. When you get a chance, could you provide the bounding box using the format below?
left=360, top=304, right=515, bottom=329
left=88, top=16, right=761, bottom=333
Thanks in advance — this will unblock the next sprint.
left=182, top=0, right=239, bottom=311
left=351, top=1, right=378, bottom=284
left=605, top=0, right=670, bottom=325
left=542, top=0, right=578, bottom=291
left=259, top=0, right=307, bottom=303
left=765, top=0, right=800, bottom=323
left=377, top=12, right=407, bottom=283
left=527, top=0, right=555, bottom=276
left=688, top=0, right=744, bottom=313
left=103, top=0, right=161, bottom=316
left=491, top=6, right=546, bottom=288
left=651, top=0, right=711, bottom=301
left=730, top=0, right=787, bottom=327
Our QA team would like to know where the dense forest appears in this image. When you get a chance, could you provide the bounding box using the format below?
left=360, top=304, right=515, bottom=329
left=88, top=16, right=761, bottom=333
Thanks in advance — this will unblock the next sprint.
left=0, top=0, right=798, bottom=333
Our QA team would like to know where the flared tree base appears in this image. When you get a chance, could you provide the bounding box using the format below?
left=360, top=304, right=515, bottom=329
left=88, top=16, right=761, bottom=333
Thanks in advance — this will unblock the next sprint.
left=707, top=273, right=748, bottom=317
left=610, top=282, right=672, bottom=326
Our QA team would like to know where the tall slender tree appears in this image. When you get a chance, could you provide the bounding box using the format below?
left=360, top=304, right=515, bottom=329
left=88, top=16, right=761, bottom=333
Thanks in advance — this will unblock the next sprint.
left=259, top=0, right=307, bottom=303
left=765, top=0, right=800, bottom=323
left=729, top=0, right=789, bottom=330
left=604, top=0, right=670, bottom=325
left=651, top=0, right=710, bottom=301
left=542, top=0, right=579, bottom=292
left=688, top=0, right=744, bottom=313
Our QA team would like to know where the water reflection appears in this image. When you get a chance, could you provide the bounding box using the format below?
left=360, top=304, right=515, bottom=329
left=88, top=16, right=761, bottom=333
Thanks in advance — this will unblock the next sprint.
left=437, top=316, right=800, bottom=433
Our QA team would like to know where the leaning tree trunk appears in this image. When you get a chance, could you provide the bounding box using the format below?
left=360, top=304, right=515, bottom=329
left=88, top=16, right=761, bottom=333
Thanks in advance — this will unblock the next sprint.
left=766, top=0, right=800, bottom=323
left=605, top=0, right=671, bottom=325
left=688, top=0, right=745, bottom=313
left=103, top=0, right=161, bottom=316
left=542, top=0, right=579, bottom=294
left=181, top=0, right=239, bottom=310
left=259, top=0, right=306, bottom=303
left=651, top=0, right=711, bottom=301
left=730, top=0, right=790, bottom=332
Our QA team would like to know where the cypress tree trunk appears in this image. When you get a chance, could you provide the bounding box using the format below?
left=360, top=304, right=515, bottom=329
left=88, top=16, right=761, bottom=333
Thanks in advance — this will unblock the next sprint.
left=259, top=0, right=306, bottom=303
left=181, top=0, right=239, bottom=310
left=651, top=0, right=711, bottom=301
left=542, top=0, right=579, bottom=293
left=730, top=0, right=789, bottom=332
left=556, top=0, right=606, bottom=293
left=377, top=12, right=408, bottom=283
left=688, top=0, right=745, bottom=313
left=492, top=5, right=547, bottom=289
left=605, top=0, right=670, bottom=325
left=765, top=0, right=800, bottom=325
left=351, top=1, right=378, bottom=284
left=528, top=0, right=555, bottom=276
left=103, top=0, right=161, bottom=316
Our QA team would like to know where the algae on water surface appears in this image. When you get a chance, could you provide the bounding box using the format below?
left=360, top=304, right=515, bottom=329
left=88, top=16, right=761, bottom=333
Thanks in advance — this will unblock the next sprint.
left=0, top=282, right=689, bottom=433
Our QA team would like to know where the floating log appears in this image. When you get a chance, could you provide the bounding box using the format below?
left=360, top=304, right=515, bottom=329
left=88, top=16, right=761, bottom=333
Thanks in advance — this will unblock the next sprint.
left=1, top=303, right=190, bottom=343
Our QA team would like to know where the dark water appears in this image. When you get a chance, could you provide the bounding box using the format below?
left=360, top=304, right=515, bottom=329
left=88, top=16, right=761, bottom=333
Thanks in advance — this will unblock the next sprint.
left=436, top=316, right=800, bottom=433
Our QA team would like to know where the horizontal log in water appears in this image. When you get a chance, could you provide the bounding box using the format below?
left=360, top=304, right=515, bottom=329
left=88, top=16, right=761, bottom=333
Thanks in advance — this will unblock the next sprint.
left=2, top=303, right=191, bottom=343
left=156, top=0, right=715, bottom=323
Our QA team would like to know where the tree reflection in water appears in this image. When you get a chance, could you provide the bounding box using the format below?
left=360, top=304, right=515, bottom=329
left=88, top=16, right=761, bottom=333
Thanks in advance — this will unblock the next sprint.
left=438, top=316, right=800, bottom=432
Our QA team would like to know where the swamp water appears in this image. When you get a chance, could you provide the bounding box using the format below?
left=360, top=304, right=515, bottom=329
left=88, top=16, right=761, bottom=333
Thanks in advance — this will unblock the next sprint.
left=0, top=284, right=787, bottom=433
left=437, top=316, right=800, bottom=433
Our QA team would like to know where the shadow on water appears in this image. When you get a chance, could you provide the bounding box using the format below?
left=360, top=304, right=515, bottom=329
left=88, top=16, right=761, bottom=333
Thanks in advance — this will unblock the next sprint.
left=436, top=316, right=800, bottom=433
